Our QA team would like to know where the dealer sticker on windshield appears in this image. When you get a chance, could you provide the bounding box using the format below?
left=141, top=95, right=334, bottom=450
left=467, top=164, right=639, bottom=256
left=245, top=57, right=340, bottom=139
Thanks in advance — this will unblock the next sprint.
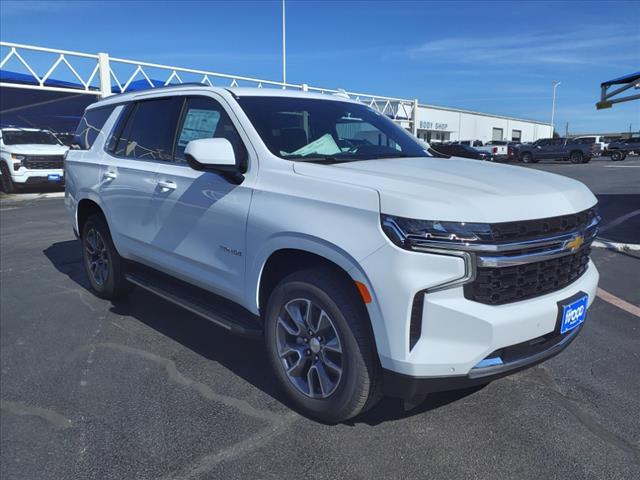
left=559, top=293, right=588, bottom=334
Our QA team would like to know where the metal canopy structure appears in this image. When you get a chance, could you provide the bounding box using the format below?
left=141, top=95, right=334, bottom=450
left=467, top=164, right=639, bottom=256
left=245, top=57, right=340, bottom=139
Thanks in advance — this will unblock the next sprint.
left=0, top=41, right=418, bottom=133
left=596, top=71, right=640, bottom=109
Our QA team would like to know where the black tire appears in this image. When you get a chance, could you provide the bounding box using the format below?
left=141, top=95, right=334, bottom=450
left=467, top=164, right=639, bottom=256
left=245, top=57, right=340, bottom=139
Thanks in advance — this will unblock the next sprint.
left=520, top=152, right=535, bottom=164
left=570, top=151, right=583, bottom=164
left=610, top=150, right=623, bottom=162
left=581, top=155, right=591, bottom=164
left=81, top=213, right=133, bottom=299
left=264, top=267, right=381, bottom=422
left=0, top=163, right=17, bottom=193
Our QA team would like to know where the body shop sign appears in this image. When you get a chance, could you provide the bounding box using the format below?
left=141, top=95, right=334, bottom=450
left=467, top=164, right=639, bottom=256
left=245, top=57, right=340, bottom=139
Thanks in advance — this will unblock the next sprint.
left=419, top=121, right=448, bottom=131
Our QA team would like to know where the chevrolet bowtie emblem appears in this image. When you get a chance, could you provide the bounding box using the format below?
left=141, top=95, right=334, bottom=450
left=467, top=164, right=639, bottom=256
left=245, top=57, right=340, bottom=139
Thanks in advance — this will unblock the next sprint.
left=565, top=235, right=584, bottom=252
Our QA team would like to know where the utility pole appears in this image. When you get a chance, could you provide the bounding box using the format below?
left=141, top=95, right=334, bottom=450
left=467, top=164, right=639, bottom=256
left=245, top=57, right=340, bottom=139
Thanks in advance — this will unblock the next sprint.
left=565, top=122, right=569, bottom=137
left=551, top=80, right=561, bottom=136
left=282, top=0, right=286, bottom=87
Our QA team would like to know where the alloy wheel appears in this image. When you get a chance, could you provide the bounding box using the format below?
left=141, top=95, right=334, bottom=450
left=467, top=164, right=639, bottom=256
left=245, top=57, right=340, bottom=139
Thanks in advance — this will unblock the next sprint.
left=275, top=298, right=343, bottom=399
left=85, top=228, right=109, bottom=286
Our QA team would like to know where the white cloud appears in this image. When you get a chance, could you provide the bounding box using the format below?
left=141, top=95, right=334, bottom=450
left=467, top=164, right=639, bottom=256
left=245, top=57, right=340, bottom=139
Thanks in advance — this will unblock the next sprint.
left=408, top=26, right=640, bottom=67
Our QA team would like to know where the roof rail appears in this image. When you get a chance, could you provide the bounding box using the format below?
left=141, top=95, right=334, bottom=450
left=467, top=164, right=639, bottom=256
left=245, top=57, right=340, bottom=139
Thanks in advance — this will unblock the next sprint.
left=109, top=82, right=210, bottom=97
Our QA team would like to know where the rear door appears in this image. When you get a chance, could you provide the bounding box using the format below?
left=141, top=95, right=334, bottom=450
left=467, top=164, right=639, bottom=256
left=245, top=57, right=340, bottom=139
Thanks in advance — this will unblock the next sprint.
left=99, top=97, right=183, bottom=260
left=541, top=139, right=561, bottom=159
left=149, top=94, right=254, bottom=303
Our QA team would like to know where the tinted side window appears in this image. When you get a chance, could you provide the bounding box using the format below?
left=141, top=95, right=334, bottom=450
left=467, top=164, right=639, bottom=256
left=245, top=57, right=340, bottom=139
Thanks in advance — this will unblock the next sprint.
left=174, top=96, right=248, bottom=171
left=114, top=97, right=183, bottom=161
left=74, top=105, right=116, bottom=150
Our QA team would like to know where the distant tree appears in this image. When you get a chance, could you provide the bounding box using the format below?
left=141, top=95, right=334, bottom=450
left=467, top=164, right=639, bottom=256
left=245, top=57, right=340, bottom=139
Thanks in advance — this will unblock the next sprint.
left=552, top=130, right=560, bottom=138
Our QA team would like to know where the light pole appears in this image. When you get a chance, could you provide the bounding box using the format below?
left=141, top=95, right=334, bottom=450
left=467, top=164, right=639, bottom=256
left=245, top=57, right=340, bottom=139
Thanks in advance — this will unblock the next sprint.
left=551, top=80, right=561, bottom=137
left=282, top=0, right=286, bottom=87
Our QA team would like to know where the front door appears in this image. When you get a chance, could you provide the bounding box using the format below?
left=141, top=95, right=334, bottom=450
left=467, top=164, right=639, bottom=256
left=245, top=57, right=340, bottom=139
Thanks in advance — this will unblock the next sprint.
left=149, top=95, right=254, bottom=304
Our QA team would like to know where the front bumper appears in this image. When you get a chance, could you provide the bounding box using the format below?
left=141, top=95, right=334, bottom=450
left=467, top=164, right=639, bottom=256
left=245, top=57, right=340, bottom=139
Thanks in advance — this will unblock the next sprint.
left=382, top=323, right=582, bottom=399
left=11, top=168, right=64, bottom=185
left=358, top=239, right=599, bottom=379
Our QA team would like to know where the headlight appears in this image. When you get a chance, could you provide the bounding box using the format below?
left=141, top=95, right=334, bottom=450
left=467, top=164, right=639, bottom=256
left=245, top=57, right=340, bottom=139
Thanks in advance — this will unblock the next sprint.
left=381, top=214, right=492, bottom=250
left=11, top=153, right=26, bottom=161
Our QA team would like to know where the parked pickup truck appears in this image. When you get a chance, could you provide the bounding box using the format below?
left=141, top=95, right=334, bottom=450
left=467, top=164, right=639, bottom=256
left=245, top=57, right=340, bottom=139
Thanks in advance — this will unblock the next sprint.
left=0, top=127, right=68, bottom=192
left=65, top=86, right=600, bottom=422
left=475, top=140, right=509, bottom=161
left=605, top=137, right=640, bottom=161
left=513, top=137, right=596, bottom=164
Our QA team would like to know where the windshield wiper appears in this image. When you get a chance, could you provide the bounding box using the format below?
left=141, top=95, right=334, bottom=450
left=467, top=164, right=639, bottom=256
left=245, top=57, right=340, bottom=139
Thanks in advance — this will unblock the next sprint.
left=286, top=156, right=351, bottom=164
left=361, top=153, right=412, bottom=159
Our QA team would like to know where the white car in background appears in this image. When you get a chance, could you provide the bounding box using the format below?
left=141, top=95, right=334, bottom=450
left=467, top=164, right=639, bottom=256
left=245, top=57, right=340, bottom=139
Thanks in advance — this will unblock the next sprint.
left=0, top=128, right=68, bottom=193
left=476, top=140, right=510, bottom=160
left=65, top=86, right=600, bottom=422
left=574, top=135, right=607, bottom=156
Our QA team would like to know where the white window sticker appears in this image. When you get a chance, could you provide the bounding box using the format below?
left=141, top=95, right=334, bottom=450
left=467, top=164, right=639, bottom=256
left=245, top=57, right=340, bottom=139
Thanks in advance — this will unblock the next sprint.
left=178, top=109, right=221, bottom=147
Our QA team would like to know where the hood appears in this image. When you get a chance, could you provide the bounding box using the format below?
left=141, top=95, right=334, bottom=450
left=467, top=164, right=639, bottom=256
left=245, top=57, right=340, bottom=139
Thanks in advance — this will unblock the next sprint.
left=3, top=144, right=69, bottom=155
left=293, top=157, right=597, bottom=223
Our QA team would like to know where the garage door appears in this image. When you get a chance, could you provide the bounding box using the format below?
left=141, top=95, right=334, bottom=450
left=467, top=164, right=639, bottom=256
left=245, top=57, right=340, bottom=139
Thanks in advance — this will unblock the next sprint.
left=492, top=128, right=504, bottom=141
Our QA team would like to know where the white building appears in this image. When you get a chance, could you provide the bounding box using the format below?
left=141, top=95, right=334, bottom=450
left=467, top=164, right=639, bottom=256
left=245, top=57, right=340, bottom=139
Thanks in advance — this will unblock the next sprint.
left=414, top=103, right=553, bottom=144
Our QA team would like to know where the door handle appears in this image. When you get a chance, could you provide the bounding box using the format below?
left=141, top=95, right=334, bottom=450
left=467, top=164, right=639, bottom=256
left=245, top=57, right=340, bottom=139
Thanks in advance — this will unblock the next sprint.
left=157, top=180, right=177, bottom=192
left=103, top=171, right=117, bottom=181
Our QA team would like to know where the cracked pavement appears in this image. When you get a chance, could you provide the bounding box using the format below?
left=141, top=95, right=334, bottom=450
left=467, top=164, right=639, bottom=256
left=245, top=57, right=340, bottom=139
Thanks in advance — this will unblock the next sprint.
left=1, top=158, right=639, bottom=479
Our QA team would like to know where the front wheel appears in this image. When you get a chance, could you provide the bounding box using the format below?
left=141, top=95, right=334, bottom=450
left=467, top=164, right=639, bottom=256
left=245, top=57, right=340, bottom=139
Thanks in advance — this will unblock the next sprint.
left=0, top=163, right=17, bottom=193
left=81, top=214, right=133, bottom=299
left=264, top=268, right=381, bottom=422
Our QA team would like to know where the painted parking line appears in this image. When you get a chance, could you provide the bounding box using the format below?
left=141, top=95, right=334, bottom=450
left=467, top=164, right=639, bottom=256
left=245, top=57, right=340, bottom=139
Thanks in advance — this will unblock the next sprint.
left=592, top=240, right=640, bottom=252
left=0, top=191, right=65, bottom=201
left=599, top=209, right=640, bottom=233
left=604, top=165, right=640, bottom=168
left=597, top=288, right=640, bottom=318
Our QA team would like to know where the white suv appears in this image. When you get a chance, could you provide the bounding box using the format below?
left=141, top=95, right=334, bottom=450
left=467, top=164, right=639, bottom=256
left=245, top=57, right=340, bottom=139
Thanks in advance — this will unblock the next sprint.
left=0, top=128, right=68, bottom=192
left=65, top=86, right=600, bottom=422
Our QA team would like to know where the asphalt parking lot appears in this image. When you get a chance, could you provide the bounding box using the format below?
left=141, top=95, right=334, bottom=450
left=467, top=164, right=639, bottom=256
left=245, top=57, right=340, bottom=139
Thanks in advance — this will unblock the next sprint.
left=1, top=156, right=639, bottom=480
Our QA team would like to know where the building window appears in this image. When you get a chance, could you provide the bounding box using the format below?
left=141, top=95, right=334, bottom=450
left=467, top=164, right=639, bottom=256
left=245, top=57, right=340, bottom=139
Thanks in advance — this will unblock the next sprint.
left=492, top=128, right=504, bottom=141
left=512, top=130, right=522, bottom=142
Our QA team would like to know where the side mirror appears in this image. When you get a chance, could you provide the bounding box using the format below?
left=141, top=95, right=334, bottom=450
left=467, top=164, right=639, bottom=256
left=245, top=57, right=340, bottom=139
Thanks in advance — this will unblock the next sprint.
left=184, top=138, right=243, bottom=184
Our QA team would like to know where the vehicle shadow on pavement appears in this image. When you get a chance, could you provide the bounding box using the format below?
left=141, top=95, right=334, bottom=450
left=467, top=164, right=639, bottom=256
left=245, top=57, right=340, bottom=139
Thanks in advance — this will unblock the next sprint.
left=44, top=239, right=483, bottom=424
left=349, top=385, right=487, bottom=426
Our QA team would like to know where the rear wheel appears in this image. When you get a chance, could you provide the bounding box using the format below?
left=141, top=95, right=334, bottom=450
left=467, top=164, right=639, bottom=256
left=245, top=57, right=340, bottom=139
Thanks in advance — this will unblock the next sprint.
left=0, top=163, right=16, bottom=193
left=570, top=151, right=583, bottom=164
left=81, top=214, right=133, bottom=299
left=610, top=150, right=624, bottom=162
left=264, top=267, right=381, bottom=422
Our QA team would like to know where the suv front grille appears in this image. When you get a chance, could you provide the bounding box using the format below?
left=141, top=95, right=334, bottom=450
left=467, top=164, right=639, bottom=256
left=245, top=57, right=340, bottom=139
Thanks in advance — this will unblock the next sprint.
left=464, top=245, right=591, bottom=305
left=23, top=155, right=64, bottom=170
left=485, top=208, right=598, bottom=243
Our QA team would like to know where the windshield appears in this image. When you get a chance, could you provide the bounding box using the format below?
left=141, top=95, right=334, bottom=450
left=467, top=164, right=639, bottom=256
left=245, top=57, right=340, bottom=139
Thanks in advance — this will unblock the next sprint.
left=1, top=130, right=60, bottom=145
left=236, top=96, right=430, bottom=162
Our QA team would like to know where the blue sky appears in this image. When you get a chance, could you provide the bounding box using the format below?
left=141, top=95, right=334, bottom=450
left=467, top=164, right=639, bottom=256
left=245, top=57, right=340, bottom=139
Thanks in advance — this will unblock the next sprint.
left=1, top=0, right=639, bottom=133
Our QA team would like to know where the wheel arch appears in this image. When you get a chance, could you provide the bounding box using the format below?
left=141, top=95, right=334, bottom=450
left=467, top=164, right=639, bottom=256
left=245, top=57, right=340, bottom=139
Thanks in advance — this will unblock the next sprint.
left=76, top=196, right=106, bottom=235
left=253, top=237, right=370, bottom=312
left=249, top=234, right=385, bottom=342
